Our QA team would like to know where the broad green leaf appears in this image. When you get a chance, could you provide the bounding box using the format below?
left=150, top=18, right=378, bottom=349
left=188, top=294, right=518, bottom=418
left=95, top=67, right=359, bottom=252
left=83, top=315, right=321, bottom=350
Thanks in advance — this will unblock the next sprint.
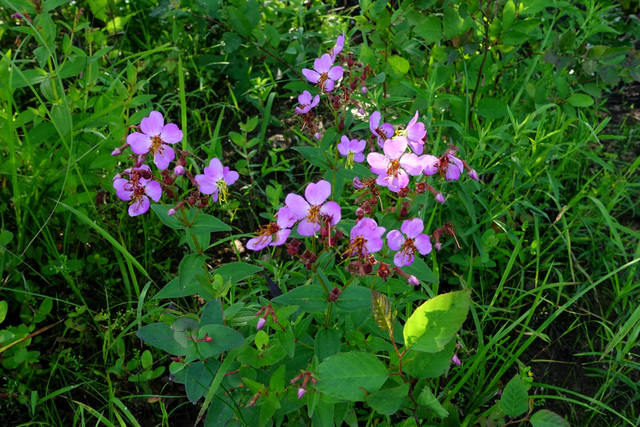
left=172, top=317, right=199, bottom=349
left=200, top=300, right=224, bottom=326
left=530, top=409, right=571, bottom=427
left=179, top=254, right=207, bottom=292
left=210, top=262, right=262, bottom=285
left=335, top=286, right=371, bottom=311
left=273, top=285, right=328, bottom=313
left=567, top=93, right=594, bottom=107
left=0, top=230, right=13, bottom=247
left=365, top=383, right=409, bottom=415
left=153, top=276, right=209, bottom=299
left=196, top=325, right=244, bottom=359
left=137, top=323, right=192, bottom=356
left=186, top=359, right=221, bottom=403
left=413, top=17, right=442, bottom=43
left=315, top=328, right=342, bottom=362
left=371, top=290, right=393, bottom=332
left=443, top=6, right=464, bottom=39
left=388, top=55, right=410, bottom=74
left=315, top=352, right=387, bottom=401
left=476, top=97, right=509, bottom=119
left=404, top=257, right=438, bottom=283
left=151, top=205, right=185, bottom=230
left=260, top=393, right=280, bottom=427
left=402, top=340, right=456, bottom=379
left=0, top=301, right=8, bottom=325
left=499, top=375, right=529, bottom=417
left=270, top=365, right=286, bottom=394
left=418, top=385, right=449, bottom=419
left=192, top=214, right=231, bottom=233
left=140, top=350, right=152, bottom=370
left=255, top=330, right=269, bottom=350
left=502, top=0, right=516, bottom=29
left=403, top=290, right=471, bottom=353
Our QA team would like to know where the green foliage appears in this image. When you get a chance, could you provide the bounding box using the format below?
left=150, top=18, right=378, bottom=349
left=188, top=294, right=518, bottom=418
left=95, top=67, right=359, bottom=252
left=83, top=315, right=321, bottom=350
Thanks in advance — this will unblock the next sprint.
left=1, top=0, right=639, bottom=425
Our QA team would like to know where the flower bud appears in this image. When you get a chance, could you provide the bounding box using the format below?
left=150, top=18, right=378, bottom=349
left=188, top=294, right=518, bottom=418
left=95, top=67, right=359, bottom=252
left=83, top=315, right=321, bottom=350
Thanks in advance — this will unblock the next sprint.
left=408, top=275, right=419, bottom=286
left=468, top=169, right=479, bottom=181
left=297, top=388, right=306, bottom=399
left=314, top=133, right=322, bottom=140
left=361, top=86, right=367, bottom=94
left=111, top=148, right=122, bottom=156
left=451, top=354, right=462, bottom=366
left=435, top=243, right=442, bottom=251
left=167, top=208, right=177, bottom=216
left=256, top=318, right=266, bottom=330
left=436, top=193, right=445, bottom=204
left=174, top=165, right=185, bottom=176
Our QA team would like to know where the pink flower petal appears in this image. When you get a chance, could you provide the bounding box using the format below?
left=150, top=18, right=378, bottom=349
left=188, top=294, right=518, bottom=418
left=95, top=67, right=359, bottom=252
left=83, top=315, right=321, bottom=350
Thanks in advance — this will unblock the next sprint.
left=369, top=111, right=381, bottom=133
left=386, top=230, right=405, bottom=251
left=315, top=54, right=333, bottom=73
left=297, top=218, right=319, bottom=236
left=400, top=153, right=423, bottom=176
left=422, top=155, right=439, bottom=175
left=154, top=145, right=175, bottom=170
left=305, top=180, right=331, bottom=206
left=127, top=132, right=152, bottom=155
left=367, top=152, right=389, bottom=175
left=401, top=218, right=424, bottom=238
left=302, top=69, right=320, bottom=84
left=383, top=136, right=408, bottom=160
left=195, top=174, right=218, bottom=195
left=145, top=180, right=163, bottom=202
left=160, top=123, right=183, bottom=144
left=320, top=201, right=341, bottom=225
left=247, top=236, right=271, bottom=251
left=285, top=193, right=310, bottom=220
left=129, top=195, right=150, bottom=216
left=140, top=111, right=164, bottom=136
left=327, top=65, right=343, bottom=81
left=113, top=178, right=132, bottom=201
left=271, top=228, right=291, bottom=246
left=415, top=234, right=432, bottom=255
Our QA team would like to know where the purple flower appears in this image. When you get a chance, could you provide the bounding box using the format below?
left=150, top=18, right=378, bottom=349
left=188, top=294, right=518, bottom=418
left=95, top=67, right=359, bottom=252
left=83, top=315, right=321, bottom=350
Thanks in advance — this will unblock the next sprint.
left=422, top=155, right=440, bottom=176
left=302, top=54, right=343, bottom=92
left=406, top=111, right=426, bottom=155
left=295, top=91, right=320, bottom=115
left=329, top=32, right=345, bottom=61
left=423, top=147, right=465, bottom=181
left=369, top=111, right=394, bottom=147
left=127, top=111, right=183, bottom=170
left=113, top=165, right=162, bottom=217
left=387, top=218, right=432, bottom=267
left=337, top=136, right=366, bottom=169
left=451, top=354, right=462, bottom=366
left=285, top=180, right=341, bottom=236
left=347, top=218, right=386, bottom=257
left=367, top=136, right=422, bottom=192
left=247, top=207, right=297, bottom=251
left=194, top=158, right=239, bottom=202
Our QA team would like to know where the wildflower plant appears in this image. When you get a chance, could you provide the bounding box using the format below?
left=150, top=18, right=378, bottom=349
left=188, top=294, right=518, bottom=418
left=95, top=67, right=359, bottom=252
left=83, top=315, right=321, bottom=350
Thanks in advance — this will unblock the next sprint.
left=112, top=30, right=567, bottom=427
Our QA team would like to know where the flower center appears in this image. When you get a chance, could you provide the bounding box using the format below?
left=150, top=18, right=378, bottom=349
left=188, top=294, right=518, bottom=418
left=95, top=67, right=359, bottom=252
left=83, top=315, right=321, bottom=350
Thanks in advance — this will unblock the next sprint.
left=318, top=73, right=329, bottom=90
left=375, top=126, right=388, bottom=139
left=346, top=152, right=355, bottom=170
left=386, top=159, right=401, bottom=178
left=217, top=179, right=229, bottom=203
left=151, top=135, right=163, bottom=154
left=307, top=205, right=321, bottom=223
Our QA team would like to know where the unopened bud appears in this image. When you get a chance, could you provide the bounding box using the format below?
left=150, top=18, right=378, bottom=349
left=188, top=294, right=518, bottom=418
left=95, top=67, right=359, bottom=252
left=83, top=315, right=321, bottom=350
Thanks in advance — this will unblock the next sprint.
left=435, top=243, right=442, bottom=251
left=111, top=148, right=122, bottom=156
left=408, top=275, right=419, bottom=286
left=167, top=208, right=177, bottom=216
left=361, top=86, right=367, bottom=94
left=451, top=354, right=461, bottom=366
left=436, top=193, right=445, bottom=204
left=174, top=165, right=185, bottom=176
left=256, top=318, right=266, bottom=330
left=314, top=133, right=322, bottom=140
left=204, top=336, right=213, bottom=342
left=468, top=169, right=479, bottom=181
left=297, top=388, right=306, bottom=399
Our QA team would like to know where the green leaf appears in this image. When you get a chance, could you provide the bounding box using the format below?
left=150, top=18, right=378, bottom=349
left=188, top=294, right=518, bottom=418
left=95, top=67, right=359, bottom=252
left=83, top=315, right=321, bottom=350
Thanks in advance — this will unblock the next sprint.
left=315, top=328, right=342, bottom=362
left=273, top=285, right=328, bottom=313
left=200, top=300, right=224, bottom=326
left=443, top=6, right=464, bottom=39
left=151, top=205, right=185, bottom=230
left=239, top=116, right=259, bottom=133
left=371, top=290, right=394, bottom=332
left=404, top=257, right=438, bottom=283
left=388, top=55, right=410, bottom=74
left=172, top=317, right=200, bottom=349
left=502, top=0, right=516, bottom=29
left=0, top=301, right=8, bottom=325
left=402, top=340, right=456, bottom=379
left=140, top=350, right=153, bottom=370
left=499, top=375, right=529, bottom=417
left=476, top=97, right=509, bottom=119
left=315, top=352, right=388, bottom=401
left=418, top=385, right=449, bottom=419
left=0, top=230, right=13, bottom=247
left=195, top=325, right=244, bottom=359
left=365, top=383, right=409, bottom=415
left=403, top=290, right=471, bottom=353
left=192, top=214, right=231, bottom=233
left=413, top=17, right=442, bottom=43
left=179, top=254, right=207, bottom=292
left=335, top=286, right=372, bottom=311
left=530, top=409, right=571, bottom=427
left=270, top=365, right=286, bottom=394
left=210, top=262, right=262, bottom=285
left=567, top=93, right=594, bottom=107
left=153, top=277, right=210, bottom=299
left=185, top=359, right=221, bottom=403
left=292, top=146, right=330, bottom=169
left=137, top=323, right=192, bottom=356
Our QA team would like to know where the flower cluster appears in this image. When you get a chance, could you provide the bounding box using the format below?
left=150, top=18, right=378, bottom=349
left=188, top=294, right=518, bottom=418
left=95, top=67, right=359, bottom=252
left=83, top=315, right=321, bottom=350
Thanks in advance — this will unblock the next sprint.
left=244, top=31, right=481, bottom=289
left=112, top=110, right=238, bottom=216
